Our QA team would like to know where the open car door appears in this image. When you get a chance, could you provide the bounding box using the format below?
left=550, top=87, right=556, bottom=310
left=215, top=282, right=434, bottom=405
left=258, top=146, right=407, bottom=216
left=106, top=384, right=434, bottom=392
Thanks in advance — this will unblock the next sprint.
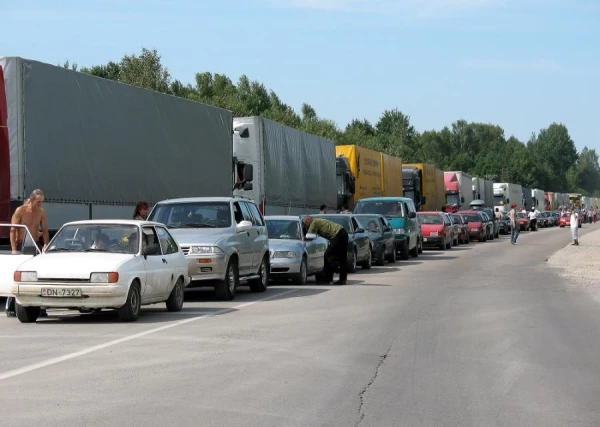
left=0, top=224, right=41, bottom=296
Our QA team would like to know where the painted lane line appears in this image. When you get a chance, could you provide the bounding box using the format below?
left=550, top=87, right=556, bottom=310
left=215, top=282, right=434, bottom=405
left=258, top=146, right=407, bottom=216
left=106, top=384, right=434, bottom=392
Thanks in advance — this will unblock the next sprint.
left=0, top=289, right=297, bottom=381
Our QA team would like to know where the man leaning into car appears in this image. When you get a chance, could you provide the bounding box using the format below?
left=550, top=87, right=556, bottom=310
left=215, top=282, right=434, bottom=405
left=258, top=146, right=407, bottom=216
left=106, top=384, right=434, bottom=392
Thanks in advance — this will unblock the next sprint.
left=302, top=216, right=348, bottom=285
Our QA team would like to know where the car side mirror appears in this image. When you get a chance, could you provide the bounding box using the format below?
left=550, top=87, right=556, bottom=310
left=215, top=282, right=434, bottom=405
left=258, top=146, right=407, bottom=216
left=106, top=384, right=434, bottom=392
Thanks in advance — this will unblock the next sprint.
left=305, top=233, right=317, bottom=241
left=236, top=220, right=253, bottom=233
left=355, top=227, right=365, bottom=233
left=461, top=196, right=465, bottom=203
left=243, top=182, right=253, bottom=190
left=409, top=212, right=416, bottom=219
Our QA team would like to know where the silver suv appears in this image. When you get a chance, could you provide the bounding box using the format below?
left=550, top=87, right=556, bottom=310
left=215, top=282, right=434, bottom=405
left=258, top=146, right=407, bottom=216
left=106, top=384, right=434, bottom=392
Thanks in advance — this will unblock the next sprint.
left=148, top=197, right=269, bottom=301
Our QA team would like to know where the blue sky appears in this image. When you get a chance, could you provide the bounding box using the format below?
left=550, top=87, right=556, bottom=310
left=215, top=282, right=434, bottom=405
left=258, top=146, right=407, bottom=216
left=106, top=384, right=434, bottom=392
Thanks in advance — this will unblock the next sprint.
left=2, top=0, right=599, bottom=152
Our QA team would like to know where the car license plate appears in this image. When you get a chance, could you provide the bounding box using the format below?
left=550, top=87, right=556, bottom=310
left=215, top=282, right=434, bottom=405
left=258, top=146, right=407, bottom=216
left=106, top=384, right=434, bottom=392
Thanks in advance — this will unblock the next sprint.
left=41, top=288, right=82, bottom=298
left=423, top=238, right=428, bottom=242
left=430, top=232, right=438, bottom=237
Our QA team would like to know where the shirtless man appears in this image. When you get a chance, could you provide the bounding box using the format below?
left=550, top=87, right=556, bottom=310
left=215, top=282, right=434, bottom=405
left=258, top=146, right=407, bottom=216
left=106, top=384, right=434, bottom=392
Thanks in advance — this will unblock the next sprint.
left=10, top=189, right=49, bottom=254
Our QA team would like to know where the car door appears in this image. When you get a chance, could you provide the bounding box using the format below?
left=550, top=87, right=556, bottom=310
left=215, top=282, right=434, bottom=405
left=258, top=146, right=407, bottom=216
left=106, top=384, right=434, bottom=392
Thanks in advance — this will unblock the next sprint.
left=0, top=224, right=41, bottom=297
left=141, top=226, right=166, bottom=300
left=245, top=201, right=268, bottom=268
left=232, top=202, right=254, bottom=274
left=155, top=226, right=183, bottom=298
left=404, top=201, right=417, bottom=249
left=351, top=216, right=369, bottom=261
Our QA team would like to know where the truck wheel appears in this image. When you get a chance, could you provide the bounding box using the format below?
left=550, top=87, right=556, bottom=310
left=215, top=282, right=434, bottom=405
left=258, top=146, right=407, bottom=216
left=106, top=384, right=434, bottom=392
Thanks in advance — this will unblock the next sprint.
left=118, top=282, right=141, bottom=322
left=166, top=277, right=185, bottom=312
left=249, top=255, right=268, bottom=293
left=216, top=258, right=238, bottom=301
left=376, top=247, right=385, bottom=266
left=293, top=258, right=308, bottom=286
left=348, top=249, right=357, bottom=273
left=361, top=247, right=372, bottom=269
left=16, top=304, right=40, bottom=323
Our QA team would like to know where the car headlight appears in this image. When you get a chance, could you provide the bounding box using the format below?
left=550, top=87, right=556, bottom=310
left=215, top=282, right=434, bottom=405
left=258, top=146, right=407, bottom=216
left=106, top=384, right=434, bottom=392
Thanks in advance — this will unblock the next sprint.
left=90, top=272, right=119, bottom=283
left=394, top=228, right=406, bottom=235
left=191, top=246, right=224, bottom=254
left=272, top=251, right=298, bottom=258
left=14, top=271, right=37, bottom=282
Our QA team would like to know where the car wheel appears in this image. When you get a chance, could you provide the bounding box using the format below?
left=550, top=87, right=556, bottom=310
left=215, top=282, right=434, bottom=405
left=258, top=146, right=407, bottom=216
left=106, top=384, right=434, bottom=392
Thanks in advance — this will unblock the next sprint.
left=293, top=257, right=308, bottom=286
left=386, top=246, right=397, bottom=263
left=216, top=258, right=238, bottom=301
left=361, top=247, right=372, bottom=269
left=418, top=238, right=423, bottom=253
left=376, top=246, right=385, bottom=266
left=16, top=304, right=40, bottom=323
left=118, top=282, right=141, bottom=322
left=348, top=249, right=358, bottom=273
left=249, top=255, right=269, bottom=293
left=166, top=277, right=185, bottom=312
left=400, top=241, right=410, bottom=260
left=410, top=240, right=419, bottom=258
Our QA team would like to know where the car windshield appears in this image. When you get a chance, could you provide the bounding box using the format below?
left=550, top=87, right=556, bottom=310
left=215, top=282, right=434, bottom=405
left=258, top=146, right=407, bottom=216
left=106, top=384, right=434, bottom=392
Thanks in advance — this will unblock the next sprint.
left=356, top=216, right=381, bottom=232
left=446, top=194, right=459, bottom=206
left=354, top=201, right=406, bottom=218
left=317, top=216, right=352, bottom=232
left=450, top=215, right=462, bottom=224
left=46, top=224, right=139, bottom=254
left=517, top=213, right=526, bottom=219
left=463, top=214, right=481, bottom=222
left=149, top=202, right=231, bottom=228
left=418, top=214, right=443, bottom=224
left=266, top=220, right=301, bottom=240
left=0, top=224, right=40, bottom=255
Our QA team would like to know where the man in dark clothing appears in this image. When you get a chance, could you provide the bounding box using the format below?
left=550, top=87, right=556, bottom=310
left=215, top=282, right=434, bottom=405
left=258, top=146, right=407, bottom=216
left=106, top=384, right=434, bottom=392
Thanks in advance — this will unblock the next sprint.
left=303, top=216, right=349, bottom=285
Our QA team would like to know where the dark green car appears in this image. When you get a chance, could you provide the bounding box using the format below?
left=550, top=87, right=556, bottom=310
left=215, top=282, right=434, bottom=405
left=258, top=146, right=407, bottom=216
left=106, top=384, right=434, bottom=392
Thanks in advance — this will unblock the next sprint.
left=354, top=214, right=397, bottom=266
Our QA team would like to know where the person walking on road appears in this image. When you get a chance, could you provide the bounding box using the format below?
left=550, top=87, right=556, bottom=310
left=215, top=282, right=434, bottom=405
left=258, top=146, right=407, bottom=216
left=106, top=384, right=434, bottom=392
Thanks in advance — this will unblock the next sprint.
left=571, top=210, right=579, bottom=246
left=303, top=216, right=349, bottom=285
left=509, top=203, right=519, bottom=245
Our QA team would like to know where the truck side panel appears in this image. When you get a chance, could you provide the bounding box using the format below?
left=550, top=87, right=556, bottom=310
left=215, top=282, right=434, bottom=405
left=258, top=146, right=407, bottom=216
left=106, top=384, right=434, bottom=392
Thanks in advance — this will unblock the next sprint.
left=381, top=153, right=403, bottom=197
left=336, top=145, right=383, bottom=204
left=4, top=56, right=234, bottom=205
left=458, top=172, right=474, bottom=209
left=261, top=117, right=337, bottom=211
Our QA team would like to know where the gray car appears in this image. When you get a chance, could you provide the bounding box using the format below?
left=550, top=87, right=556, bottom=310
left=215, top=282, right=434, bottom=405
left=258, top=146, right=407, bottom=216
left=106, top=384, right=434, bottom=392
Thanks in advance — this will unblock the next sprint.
left=148, top=197, right=269, bottom=301
left=265, top=216, right=327, bottom=285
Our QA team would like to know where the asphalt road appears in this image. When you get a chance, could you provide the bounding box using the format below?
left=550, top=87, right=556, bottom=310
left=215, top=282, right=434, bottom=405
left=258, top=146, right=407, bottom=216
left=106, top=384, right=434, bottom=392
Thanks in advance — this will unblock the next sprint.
left=2, top=225, right=600, bottom=427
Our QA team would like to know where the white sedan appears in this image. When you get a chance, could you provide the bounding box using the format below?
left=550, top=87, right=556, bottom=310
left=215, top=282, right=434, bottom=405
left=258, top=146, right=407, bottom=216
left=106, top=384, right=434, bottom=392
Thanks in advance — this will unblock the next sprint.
left=11, top=220, right=190, bottom=323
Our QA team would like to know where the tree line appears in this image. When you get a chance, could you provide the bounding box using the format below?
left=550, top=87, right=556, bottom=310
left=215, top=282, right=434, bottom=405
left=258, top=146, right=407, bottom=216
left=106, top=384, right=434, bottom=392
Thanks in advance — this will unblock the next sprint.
left=62, top=48, right=600, bottom=196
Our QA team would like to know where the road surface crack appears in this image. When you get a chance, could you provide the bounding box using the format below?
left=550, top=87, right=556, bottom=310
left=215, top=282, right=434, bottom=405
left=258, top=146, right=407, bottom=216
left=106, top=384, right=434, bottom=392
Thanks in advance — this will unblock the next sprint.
left=355, top=342, right=394, bottom=427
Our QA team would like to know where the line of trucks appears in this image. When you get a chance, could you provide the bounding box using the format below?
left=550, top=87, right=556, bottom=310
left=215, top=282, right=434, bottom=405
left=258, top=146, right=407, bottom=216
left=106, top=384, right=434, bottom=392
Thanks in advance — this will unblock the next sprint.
left=0, top=56, right=597, bottom=236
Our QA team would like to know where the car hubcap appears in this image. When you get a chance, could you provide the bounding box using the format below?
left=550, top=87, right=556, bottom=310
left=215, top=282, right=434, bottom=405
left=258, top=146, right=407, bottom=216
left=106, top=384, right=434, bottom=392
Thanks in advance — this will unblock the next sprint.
left=131, top=289, right=139, bottom=312
left=176, top=281, right=183, bottom=306
left=301, top=262, right=307, bottom=282
left=353, top=252, right=357, bottom=270
left=228, top=266, right=235, bottom=293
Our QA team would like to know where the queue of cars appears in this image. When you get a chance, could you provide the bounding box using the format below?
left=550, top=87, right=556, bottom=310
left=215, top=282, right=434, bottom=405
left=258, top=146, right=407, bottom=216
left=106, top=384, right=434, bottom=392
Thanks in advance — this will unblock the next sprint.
left=0, top=196, right=575, bottom=324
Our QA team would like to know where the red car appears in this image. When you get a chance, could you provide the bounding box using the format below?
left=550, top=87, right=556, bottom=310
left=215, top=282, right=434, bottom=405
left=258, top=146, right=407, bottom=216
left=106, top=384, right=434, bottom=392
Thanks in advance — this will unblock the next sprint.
left=417, top=212, right=453, bottom=250
left=559, top=214, right=570, bottom=227
left=457, top=210, right=486, bottom=242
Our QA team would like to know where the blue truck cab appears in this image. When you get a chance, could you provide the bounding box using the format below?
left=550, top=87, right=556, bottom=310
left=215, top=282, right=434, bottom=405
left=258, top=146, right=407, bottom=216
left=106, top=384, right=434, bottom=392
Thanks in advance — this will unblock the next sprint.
left=353, top=197, right=422, bottom=260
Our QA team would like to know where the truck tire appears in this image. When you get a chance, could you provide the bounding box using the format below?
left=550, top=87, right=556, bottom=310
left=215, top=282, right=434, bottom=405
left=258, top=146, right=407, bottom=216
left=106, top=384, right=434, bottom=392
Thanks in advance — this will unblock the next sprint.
left=249, top=255, right=268, bottom=293
left=293, top=257, right=308, bottom=286
left=166, top=277, right=185, bottom=312
left=216, top=258, right=238, bottom=301
left=16, top=304, right=40, bottom=323
left=118, top=282, right=141, bottom=322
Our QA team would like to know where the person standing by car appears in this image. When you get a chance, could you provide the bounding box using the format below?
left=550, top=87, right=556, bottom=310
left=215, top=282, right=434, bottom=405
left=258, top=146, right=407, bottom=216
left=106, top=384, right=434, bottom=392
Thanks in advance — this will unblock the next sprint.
left=133, top=201, right=149, bottom=220
left=571, top=210, right=579, bottom=246
left=509, top=203, right=519, bottom=245
left=528, top=206, right=540, bottom=231
left=6, top=190, right=50, bottom=317
left=302, top=216, right=349, bottom=285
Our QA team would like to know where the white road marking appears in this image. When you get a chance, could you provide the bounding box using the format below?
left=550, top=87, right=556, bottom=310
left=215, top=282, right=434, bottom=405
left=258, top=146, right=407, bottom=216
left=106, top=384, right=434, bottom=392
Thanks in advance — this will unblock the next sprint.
left=0, top=289, right=297, bottom=381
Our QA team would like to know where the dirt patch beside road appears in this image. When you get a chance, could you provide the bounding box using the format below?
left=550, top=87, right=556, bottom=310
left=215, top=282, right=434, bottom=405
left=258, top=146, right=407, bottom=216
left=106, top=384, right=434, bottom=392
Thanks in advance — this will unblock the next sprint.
left=548, top=226, right=600, bottom=290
